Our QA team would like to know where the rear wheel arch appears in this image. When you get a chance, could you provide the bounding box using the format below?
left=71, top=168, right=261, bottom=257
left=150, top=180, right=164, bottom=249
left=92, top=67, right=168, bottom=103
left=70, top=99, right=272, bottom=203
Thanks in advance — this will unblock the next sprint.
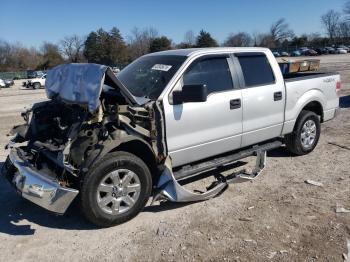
left=300, top=100, right=324, bottom=122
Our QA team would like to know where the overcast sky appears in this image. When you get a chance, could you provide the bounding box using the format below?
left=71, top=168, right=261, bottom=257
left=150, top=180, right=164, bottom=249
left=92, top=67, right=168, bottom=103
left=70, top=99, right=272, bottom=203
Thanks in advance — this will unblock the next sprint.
left=0, top=0, right=347, bottom=47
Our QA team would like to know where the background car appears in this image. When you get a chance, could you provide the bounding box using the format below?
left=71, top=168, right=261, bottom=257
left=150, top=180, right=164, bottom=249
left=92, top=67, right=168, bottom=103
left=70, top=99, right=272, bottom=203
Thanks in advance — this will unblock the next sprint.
left=291, top=50, right=301, bottom=56
left=26, top=70, right=45, bottom=79
left=315, top=48, right=328, bottom=55
left=298, top=47, right=309, bottom=55
left=280, top=51, right=290, bottom=57
left=337, top=45, right=349, bottom=52
left=336, top=48, right=347, bottom=54
left=304, top=49, right=318, bottom=56
left=26, top=74, right=46, bottom=89
left=325, top=47, right=336, bottom=54
left=4, top=79, right=14, bottom=86
left=0, top=79, right=5, bottom=88
left=272, top=51, right=280, bottom=57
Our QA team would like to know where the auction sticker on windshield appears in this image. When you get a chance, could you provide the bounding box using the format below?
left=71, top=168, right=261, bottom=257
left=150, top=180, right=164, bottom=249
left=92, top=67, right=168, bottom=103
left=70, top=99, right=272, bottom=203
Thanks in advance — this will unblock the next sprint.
left=151, top=64, right=172, bottom=71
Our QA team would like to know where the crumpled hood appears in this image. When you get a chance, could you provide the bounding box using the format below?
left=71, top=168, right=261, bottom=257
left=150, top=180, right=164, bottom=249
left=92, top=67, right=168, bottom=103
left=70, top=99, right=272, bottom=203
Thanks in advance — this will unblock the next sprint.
left=45, top=63, right=140, bottom=112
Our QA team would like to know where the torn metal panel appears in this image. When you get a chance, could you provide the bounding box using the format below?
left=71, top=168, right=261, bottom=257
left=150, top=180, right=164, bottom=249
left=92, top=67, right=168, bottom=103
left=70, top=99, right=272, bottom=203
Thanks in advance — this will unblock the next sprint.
left=153, top=150, right=267, bottom=203
left=153, top=156, right=227, bottom=203
left=148, top=101, right=168, bottom=162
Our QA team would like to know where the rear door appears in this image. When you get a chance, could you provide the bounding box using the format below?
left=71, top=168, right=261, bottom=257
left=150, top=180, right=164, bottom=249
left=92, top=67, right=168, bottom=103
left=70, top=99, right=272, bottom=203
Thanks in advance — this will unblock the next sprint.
left=234, top=52, right=285, bottom=147
left=164, top=55, right=243, bottom=167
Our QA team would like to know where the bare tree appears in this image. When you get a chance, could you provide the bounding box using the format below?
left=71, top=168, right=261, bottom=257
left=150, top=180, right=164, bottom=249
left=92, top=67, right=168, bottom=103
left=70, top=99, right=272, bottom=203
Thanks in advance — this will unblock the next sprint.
left=270, top=18, right=294, bottom=43
left=344, top=1, right=350, bottom=20
left=60, top=35, right=85, bottom=63
left=259, top=34, right=277, bottom=48
left=0, top=40, right=42, bottom=71
left=183, top=30, right=196, bottom=46
left=321, top=10, right=341, bottom=43
left=223, top=32, right=252, bottom=47
left=127, top=27, right=159, bottom=60
left=252, top=31, right=264, bottom=46
left=338, top=21, right=350, bottom=44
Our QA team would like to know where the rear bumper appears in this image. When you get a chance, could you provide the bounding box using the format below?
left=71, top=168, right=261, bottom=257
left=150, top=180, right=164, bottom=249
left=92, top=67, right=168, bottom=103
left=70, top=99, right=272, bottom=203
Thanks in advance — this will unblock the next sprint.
left=1, top=148, right=79, bottom=214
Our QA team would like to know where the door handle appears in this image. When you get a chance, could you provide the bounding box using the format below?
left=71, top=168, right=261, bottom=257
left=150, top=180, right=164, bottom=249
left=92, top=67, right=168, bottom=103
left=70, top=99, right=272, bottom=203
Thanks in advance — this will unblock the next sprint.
left=230, top=99, right=241, bottom=110
left=274, top=91, right=283, bottom=101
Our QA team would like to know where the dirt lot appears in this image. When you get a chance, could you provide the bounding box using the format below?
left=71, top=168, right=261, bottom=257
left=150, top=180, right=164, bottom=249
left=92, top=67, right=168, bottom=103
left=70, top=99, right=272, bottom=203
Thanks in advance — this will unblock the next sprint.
left=0, top=55, right=349, bottom=262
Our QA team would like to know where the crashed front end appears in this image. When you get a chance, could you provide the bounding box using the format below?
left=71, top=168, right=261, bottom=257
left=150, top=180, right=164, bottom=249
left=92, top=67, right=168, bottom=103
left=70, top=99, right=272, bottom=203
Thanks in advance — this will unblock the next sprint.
left=1, top=63, right=166, bottom=214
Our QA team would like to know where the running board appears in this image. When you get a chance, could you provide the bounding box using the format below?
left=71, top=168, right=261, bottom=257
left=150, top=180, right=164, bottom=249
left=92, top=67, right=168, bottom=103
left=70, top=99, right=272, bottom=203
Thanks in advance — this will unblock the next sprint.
left=153, top=149, right=268, bottom=203
left=173, top=140, right=281, bottom=181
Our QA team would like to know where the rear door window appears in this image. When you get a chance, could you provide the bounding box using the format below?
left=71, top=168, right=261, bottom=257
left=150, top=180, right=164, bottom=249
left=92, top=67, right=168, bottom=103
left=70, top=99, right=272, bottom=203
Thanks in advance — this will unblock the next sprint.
left=183, top=56, right=234, bottom=94
left=236, top=53, right=275, bottom=87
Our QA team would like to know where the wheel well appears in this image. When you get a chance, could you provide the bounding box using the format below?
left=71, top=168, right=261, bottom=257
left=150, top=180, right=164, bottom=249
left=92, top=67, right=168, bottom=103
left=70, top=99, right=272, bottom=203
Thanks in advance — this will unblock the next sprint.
left=302, top=101, right=323, bottom=122
left=110, top=140, right=158, bottom=176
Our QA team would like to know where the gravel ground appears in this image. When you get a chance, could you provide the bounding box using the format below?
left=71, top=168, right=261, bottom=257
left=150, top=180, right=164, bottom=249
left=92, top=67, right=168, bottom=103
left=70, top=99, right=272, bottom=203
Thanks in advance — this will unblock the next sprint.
left=0, top=55, right=349, bottom=262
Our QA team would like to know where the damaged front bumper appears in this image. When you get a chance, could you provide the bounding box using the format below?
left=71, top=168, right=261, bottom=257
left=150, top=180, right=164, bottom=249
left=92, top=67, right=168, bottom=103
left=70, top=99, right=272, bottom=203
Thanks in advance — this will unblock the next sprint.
left=1, top=148, right=79, bottom=214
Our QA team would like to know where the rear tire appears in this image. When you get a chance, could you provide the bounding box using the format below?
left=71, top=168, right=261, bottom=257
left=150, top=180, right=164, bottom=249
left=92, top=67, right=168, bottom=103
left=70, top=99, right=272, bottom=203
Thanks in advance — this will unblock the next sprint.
left=285, top=110, right=321, bottom=155
left=81, top=151, right=152, bottom=227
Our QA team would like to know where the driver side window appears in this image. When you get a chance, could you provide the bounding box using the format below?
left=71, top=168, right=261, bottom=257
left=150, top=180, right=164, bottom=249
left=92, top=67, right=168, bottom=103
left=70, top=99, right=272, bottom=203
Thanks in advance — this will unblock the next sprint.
left=183, top=57, right=234, bottom=94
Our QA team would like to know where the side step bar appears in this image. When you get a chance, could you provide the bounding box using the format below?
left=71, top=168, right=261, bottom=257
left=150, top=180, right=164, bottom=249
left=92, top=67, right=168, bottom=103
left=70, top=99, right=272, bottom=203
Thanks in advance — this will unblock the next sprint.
left=173, top=140, right=282, bottom=181
left=153, top=140, right=281, bottom=203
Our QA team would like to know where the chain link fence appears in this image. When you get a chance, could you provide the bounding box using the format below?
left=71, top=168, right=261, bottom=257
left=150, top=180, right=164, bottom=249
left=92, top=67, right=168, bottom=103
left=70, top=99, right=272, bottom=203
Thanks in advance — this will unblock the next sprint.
left=0, top=71, right=28, bottom=80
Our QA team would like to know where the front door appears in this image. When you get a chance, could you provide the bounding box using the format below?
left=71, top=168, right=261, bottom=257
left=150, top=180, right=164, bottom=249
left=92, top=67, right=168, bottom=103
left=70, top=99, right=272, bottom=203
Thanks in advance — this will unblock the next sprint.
left=163, top=55, right=243, bottom=167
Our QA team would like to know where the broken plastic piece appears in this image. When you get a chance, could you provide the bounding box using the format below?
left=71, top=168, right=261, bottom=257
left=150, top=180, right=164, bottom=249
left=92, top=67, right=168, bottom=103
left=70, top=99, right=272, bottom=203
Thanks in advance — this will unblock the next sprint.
left=305, top=179, right=323, bottom=187
left=336, top=203, right=350, bottom=213
left=344, top=239, right=350, bottom=262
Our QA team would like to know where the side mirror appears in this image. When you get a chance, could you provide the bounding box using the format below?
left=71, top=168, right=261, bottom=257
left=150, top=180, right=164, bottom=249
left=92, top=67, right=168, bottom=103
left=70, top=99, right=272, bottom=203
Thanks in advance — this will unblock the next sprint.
left=173, top=84, right=207, bottom=105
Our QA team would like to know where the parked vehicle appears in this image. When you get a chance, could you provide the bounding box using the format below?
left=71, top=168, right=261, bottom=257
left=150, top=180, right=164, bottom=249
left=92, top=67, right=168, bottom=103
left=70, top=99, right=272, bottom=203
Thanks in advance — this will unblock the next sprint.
left=26, top=70, right=44, bottom=79
left=0, top=78, right=12, bottom=88
left=1, top=48, right=340, bottom=227
left=0, top=79, right=5, bottom=88
left=337, top=45, right=349, bottom=52
left=325, top=47, right=336, bottom=54
left=280, top=51, right=290, bottom=57
left=336, top=48, right=347, bottom=54
left=26, top=74, right=46, bottom=89
left=291, top=50, right=301, bottom=56
left=315, top=48, right=328, bottom=55
left=304, top=49, right=318, bottom=56
left=4, top=79, right=14, bottom=86
left=272, top=51, right=280, bottom=57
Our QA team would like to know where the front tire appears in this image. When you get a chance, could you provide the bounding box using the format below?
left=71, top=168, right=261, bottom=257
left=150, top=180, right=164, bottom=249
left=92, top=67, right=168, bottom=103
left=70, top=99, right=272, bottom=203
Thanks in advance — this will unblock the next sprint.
left=81, top=151, right=152, bottom=227
left=285, top=110, right=321, bottom=155
left=33, top=82, right=41, bottom=89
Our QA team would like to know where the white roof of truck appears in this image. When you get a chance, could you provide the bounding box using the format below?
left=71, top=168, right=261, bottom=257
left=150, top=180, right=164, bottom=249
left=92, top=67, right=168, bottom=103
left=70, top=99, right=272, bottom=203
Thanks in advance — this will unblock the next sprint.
left=146, top=47, right=270, bottom=57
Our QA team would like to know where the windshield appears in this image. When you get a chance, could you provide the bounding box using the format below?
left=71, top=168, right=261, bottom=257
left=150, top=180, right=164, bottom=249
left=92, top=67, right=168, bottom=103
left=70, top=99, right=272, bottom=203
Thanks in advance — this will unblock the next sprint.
left=117, top=55, right=186, bottom=99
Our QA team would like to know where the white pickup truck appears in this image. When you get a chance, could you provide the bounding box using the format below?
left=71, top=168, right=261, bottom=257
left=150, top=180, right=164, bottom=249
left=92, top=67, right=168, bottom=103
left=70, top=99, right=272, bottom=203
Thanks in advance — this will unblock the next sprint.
left=2, top=47, right=340, bottom=227
left=26, top=74, right=46, bottom=89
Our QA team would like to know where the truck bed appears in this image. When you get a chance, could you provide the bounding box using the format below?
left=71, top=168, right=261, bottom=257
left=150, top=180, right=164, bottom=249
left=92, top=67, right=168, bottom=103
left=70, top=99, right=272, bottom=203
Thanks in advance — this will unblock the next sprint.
left=283, top=72, right=337, bottom=82
left=282, top=71, right=340, bottom=135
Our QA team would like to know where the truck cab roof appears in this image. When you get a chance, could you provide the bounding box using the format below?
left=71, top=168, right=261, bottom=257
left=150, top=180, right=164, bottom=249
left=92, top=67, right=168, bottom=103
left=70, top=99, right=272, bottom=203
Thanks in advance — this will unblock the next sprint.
left=146, top=47, right=271, bottom=58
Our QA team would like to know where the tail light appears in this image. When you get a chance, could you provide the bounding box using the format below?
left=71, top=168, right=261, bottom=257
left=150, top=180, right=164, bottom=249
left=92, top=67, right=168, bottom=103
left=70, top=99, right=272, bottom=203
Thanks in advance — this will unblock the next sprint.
left=336, top=81, right=341, bottom=97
